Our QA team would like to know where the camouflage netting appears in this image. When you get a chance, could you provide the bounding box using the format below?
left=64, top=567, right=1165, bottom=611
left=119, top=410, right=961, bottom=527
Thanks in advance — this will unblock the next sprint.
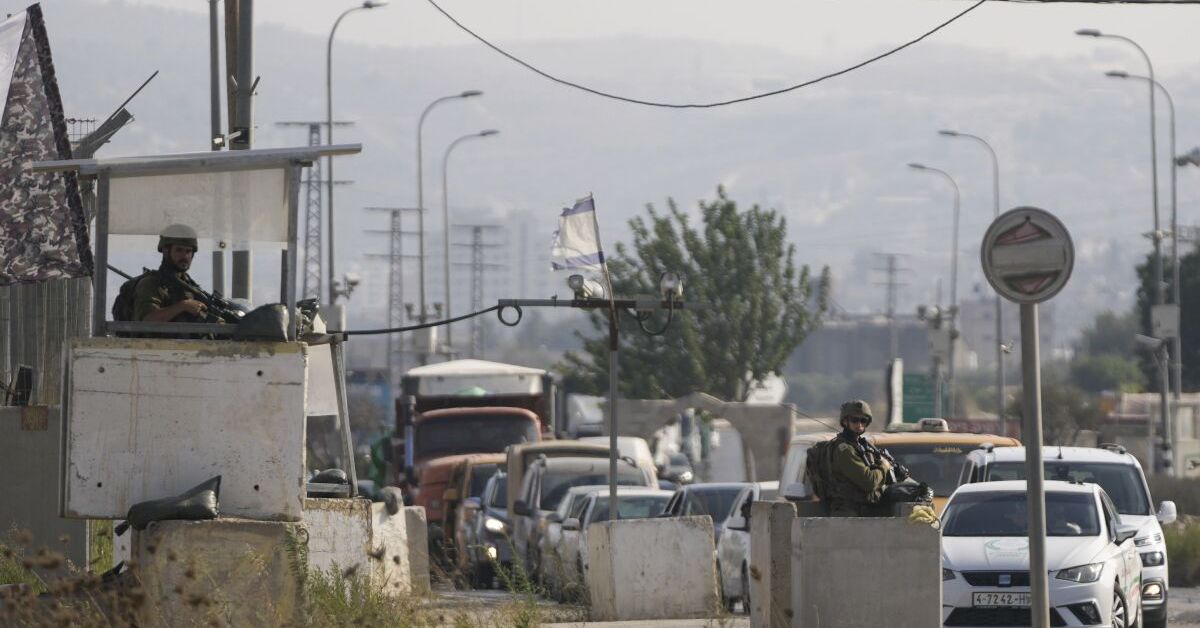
left=0, top=4, right=92, bottom=286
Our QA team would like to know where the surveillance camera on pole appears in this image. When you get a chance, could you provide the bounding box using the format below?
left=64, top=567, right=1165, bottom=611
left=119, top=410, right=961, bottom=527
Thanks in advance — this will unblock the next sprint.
left=981, top=206, right=1075, bottom=628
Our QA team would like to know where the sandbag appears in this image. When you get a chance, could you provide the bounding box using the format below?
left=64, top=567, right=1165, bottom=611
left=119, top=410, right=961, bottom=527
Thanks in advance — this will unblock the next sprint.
left=115, top=476, right=221, bottom=535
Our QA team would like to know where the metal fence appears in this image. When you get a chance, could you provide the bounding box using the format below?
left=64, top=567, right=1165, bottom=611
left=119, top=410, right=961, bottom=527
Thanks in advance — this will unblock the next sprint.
left=0, top=277, right=91, bottom=406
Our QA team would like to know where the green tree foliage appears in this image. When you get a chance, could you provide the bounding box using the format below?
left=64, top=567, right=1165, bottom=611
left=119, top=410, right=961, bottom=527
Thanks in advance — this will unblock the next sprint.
left=560, top=187, right=831, bottom=401
left=1136, top=247, right=1200, bottom=391
left=1077, top=310, right=1139, bottom=358
left=1008, top=369, right=1103, bottom=445
left=1069, top=354, right=1144, bottom=394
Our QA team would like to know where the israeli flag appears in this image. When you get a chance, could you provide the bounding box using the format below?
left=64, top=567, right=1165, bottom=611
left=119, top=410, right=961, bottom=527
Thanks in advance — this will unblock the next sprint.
left=550, top=195, right=605, bottom=271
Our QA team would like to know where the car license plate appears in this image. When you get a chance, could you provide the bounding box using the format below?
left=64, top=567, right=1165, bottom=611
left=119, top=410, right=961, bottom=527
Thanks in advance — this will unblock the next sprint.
left=972, top=592, right=1030, bottom=608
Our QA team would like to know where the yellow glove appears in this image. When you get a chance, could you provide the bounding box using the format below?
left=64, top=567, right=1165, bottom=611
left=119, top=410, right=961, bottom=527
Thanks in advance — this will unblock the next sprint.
left=908, top=505, right=940, bottom=528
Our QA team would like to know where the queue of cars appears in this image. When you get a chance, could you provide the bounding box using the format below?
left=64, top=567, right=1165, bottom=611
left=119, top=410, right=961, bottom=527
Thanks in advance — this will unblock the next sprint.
left=428, top=418, right=1177, bottom=626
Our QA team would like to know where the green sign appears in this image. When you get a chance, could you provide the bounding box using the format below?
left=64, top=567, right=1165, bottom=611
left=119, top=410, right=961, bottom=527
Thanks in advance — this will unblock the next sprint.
left=902, top=373, right=935, bottom=423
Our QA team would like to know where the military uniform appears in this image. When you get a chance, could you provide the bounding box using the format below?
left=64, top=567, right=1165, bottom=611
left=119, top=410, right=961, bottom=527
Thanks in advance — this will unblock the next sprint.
left=132, top=266, right=206, bottom=323
left=827, top=434, right=888, bottom=516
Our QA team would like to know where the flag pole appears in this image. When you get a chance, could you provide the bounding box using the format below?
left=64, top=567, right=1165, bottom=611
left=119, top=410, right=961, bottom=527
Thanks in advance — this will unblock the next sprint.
left=588, top=193, right=621, bottom=522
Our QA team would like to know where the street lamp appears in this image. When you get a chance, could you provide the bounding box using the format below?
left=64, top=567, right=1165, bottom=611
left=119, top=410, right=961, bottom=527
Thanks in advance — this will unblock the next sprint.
left=326, top=0, right=388, bottom=307
left=939, top=128, right=1007, bottom=430
left=441, top=129, right=499, bottom=348
left=1077, top=29, right=1164, bottom=315
left=1106, top=69, right=1183, bottom=411
left=416, top=90, right=483, bottom=335
left=909, top=162, right=961, bottom=418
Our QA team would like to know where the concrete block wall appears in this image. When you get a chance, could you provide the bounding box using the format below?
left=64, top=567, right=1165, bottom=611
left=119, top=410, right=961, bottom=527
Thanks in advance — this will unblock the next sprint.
left=132, top=518, right=303, bottom=627
left=303, top=499, right=430, bottom=595
left=790, top=517, right=941, bottom=628
left=585, top=516, right=719, bottom=622
left=750, top=500, right=796, bottom=628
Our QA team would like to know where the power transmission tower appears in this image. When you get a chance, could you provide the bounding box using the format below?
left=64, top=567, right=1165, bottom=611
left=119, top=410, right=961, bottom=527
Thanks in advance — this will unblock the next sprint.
left=275, top=121, right=351, bottom=300
left=874, top=253, right=910, bottom=360
left=366, top=207, right=422, bottom=385
left=452, top=224, right=506, bottom=357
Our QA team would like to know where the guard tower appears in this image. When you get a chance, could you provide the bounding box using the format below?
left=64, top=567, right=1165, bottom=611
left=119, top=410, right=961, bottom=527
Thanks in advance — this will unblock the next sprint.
left=31, top=145, right=429, bottom=625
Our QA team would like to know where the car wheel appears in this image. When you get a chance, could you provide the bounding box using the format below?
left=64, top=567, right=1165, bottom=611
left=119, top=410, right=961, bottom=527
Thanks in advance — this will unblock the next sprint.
left=741, top=564, right=751, bottom=615
left=1112, top=586, right=1130, bottom=628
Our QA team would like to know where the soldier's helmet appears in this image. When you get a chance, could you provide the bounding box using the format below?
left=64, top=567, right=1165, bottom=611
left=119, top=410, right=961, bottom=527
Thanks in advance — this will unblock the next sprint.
left=157, top=224, right=199, bottom=253
left=840, top=399, right=873, bottom=424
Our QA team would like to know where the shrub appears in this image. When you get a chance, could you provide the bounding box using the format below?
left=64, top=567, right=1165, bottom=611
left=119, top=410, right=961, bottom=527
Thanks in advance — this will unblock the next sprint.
left=1164, top=518, right=1200, bottom=587
left=1145, top=476, right=1200, bottom=516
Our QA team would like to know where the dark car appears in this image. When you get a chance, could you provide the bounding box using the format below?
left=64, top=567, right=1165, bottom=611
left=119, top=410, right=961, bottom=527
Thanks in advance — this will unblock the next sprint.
left=468, top=471, right=511, bottom=588
left=511, top=455, right=655, bottom=577
left=661, top=482, right=747, bottom=544
left=658, top=452, right=695, bottom=485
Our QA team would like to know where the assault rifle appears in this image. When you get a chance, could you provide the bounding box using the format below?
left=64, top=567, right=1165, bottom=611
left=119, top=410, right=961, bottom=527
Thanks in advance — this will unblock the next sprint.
left=165, top=272, right=247, bottom=324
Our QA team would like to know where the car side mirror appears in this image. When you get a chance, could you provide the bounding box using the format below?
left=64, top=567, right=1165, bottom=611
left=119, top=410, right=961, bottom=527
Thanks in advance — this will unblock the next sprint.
left=442, top=488, right=460, bottom=502
left=1157, top=501, right=1177, bottom=525
left=513, top=499, right=532, bottom=517
left=561, top=517, right=580, bottom=531
left=1114, top=522, right=1138, bottom=545
left=727, top=516, right=748, bottom=532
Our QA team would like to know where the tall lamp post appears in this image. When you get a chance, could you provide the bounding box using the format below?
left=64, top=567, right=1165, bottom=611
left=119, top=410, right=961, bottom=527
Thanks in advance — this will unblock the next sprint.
left=1077, top=30, right=1165, bottom=327
left=326, top=0, right=387, bottom=307
left=416, top=91, right=483, bottom=331
left=910, top=162, right=961, bottom=417
left=939, top=129, right=1006, bottom=429
left=1107, top=70, right=1182, bottom=431
left=441, top=129, right=499, bottom=349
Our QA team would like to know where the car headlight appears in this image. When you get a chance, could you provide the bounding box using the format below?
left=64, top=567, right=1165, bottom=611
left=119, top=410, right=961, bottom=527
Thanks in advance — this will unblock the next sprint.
left=484, top=517, right=507, bottom=533
left=1140, top=551, right=1165, bottom=567
left=1056, top=563, right=1104, bottom=583
left=1134, top=533, right=1162, bottom=548
left=679, top=470, right=694, bottom=482
left=942, top=568, right=956, bottom=581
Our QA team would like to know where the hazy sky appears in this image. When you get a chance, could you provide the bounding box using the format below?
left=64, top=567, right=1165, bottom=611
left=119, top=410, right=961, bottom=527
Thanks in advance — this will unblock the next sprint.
left=119, top=0, right=1199, bottom=73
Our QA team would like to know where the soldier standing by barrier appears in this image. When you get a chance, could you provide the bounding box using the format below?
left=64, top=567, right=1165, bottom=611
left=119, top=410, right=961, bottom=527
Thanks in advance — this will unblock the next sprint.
left=827, top=400, right=894, bottom=516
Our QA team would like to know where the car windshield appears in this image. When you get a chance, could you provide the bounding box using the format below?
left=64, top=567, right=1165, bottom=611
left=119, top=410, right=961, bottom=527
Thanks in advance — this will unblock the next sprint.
left=414, top=414, right=538, bottom=459
left=942, top=491, right=1100, bottom=537
left=469, top=464, right=499, bottom=498
left=489, top=477, right=507, bottom=509
left=687, top=487, right=743, bottom=520
left=884, top=444, right=972, bottom=497
left=540, top=467, right=647, bottom=510
left=984, top=462, right=1151, bottom=516
left=588, top=495, right=671, bottom=523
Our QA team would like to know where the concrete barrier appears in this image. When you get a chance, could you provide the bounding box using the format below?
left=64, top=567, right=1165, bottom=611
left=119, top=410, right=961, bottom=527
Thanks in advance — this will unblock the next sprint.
left=303, top=499, right=428, bottom=594
left=132, top=518, right=303, bottom=627
left=749, top=500, right=796, bottom=628
left=790, top=517, right=941, bottom=628
left=402, top=506, right=431, bottom=593
left=585, top=516, right=719, bottom=622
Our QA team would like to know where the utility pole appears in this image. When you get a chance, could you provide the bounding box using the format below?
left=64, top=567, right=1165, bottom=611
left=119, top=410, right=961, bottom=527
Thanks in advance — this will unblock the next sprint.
left=276, top=121, right=352, bottom=301
left=225, top=0, right=259, bottom=301
left=452, top=224, right=505, bottom=357
left=366, top=207, right=422, bottom=387
left=874, top=253, right=909, bottom=360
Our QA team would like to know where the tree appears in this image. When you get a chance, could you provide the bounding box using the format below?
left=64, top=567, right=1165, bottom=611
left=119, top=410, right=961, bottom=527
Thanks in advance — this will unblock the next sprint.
left=560, top=187, right=831, bottom=401
left=1008, top=370, right=1103, bottom=445
left=1077, top=310, right=1139, bottom=358
left=1135, top=246, right=1200, bottom=391
left=1069, top=354, right=1143, bottom=394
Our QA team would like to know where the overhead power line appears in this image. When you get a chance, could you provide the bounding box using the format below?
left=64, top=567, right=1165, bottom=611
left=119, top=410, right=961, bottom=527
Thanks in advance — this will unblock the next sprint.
left=426, top=0, right=988, bottom=109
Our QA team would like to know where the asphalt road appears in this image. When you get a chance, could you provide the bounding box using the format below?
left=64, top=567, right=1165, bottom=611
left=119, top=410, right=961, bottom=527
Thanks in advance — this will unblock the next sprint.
left=1171, top=586, right=1200, bottom=627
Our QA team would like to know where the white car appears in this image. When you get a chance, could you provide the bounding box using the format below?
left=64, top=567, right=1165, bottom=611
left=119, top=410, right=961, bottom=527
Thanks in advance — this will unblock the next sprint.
left=959, top=444, right=1176, bottom=628
left=537, top=484, right=607, bottom=596
left=941, top=481, right=1142, bottom=628
left=716, top=481, right=778, bottom=613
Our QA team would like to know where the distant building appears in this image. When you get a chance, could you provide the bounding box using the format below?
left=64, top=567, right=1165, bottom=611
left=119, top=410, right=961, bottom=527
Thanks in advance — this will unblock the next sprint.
left=787, top=313, right=930, bottom=376
left=955, top=288, right=1058, bottom=370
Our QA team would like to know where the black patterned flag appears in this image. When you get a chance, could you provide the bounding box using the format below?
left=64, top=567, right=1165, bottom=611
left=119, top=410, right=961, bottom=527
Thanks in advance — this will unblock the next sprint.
left=0, top=4, right=92, bottom=286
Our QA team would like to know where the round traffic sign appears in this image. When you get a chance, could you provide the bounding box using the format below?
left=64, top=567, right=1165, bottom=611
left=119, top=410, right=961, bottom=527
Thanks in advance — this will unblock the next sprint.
left=981, top=207, right=1074, bottom=304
